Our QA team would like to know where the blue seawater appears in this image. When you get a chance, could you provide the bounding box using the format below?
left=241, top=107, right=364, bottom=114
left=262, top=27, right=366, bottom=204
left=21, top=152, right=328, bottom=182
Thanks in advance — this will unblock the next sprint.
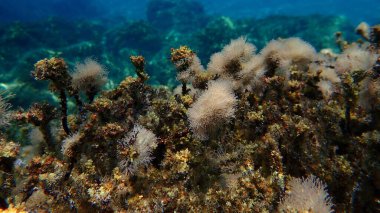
left=0, top=0, right=378, bottom=106
left=1, top=0, right=379, bottom=24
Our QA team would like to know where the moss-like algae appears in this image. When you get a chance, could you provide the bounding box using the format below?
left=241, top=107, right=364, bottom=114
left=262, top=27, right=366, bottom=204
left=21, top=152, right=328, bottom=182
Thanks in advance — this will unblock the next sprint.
left=0, top=20, right=379, bottom=213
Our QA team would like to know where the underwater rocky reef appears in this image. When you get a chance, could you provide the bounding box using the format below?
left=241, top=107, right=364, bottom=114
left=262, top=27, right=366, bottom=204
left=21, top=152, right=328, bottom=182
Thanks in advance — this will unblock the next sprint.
left=0, top=13, right=380, bottom=211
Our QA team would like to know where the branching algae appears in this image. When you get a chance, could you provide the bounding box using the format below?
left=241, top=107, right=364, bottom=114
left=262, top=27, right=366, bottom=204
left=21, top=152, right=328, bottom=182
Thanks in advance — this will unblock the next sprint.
left=0, top=23, right=379, bottom=212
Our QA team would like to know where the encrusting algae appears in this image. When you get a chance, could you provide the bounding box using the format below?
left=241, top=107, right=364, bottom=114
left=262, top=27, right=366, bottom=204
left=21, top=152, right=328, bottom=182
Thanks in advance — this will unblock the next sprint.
left=0, top=22, right=379, bottom=212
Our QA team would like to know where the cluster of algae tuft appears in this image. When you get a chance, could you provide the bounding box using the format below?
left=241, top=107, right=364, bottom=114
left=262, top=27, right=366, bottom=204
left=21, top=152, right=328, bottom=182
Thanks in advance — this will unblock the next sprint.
left=0, top=22, right=379, bottom=212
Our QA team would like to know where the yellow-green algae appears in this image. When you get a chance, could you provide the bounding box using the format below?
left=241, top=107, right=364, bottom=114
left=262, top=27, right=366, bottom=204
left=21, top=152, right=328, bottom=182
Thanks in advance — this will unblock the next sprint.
left=0, top=24, right=379, bottom=212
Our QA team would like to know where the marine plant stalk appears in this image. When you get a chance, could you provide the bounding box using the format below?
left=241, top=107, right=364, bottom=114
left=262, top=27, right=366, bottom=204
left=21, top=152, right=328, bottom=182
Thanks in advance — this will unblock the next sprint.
left=60, top=90, right=71, bottom=135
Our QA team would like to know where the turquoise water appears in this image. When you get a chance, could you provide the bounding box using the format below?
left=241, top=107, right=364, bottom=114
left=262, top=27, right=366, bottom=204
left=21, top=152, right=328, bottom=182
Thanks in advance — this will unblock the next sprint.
left=1, top=0, right=377, bottom=107
left=1, top=0, right=379, bottom=24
